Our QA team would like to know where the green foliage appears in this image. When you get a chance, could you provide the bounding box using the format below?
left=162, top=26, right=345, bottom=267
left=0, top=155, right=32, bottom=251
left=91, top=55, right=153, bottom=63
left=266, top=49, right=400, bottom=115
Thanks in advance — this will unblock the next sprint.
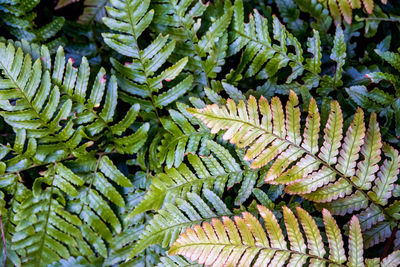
left=102, top=0, right=193, bottom=110
left=0, top=0, right=400, bottom=266
left=346, top=45, right=400, bottom=142
left=0, top=0, right=65, bottom=49
left=0, top=40, right=148, bottom=265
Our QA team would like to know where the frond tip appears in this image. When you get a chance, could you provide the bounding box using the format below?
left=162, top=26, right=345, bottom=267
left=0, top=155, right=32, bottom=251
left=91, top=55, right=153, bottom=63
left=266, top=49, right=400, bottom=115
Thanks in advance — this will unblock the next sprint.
left=169, top=205, right=400, bottom=266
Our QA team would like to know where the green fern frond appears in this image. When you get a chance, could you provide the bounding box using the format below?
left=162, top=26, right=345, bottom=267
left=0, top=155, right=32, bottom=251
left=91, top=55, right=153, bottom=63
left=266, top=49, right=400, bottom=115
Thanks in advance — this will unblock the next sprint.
left=170, top=205, right=400, bottom=266
left=228, top=0, right=344, bottom=93
left=189, top=91, right=400, bottom=247
left=129, top=190, right=232, bottom=258
left=8, top=154, right=134, bottom=264
left=132, top=139, right=263, bottom=217
left=12, top=185, right=90, bottom=266
left=0, top=43, right=86, bottom=164
left=151, top=0, right=232, bottom=87
left=0, top=41, right=149, bottom=163
left=102, top=0, right=193, bottom=110
left=63, top=155, right=133, bottom=243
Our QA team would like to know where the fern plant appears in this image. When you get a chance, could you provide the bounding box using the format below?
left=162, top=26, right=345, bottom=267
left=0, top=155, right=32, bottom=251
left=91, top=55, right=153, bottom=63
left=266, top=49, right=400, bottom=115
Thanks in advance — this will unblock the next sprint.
left=189, top=91, right=400, bottom=248
left=170, top=205, right=400, bottom=266
left=0, top=0, right=400, bottom=265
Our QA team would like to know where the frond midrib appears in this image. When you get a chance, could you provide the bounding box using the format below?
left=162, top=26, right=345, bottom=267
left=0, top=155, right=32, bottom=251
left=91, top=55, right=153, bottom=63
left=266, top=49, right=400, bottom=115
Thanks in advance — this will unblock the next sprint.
left=35, top=166, right=56, bottom=266
left=125, top=3, right=162, bottom=117
left=132, top=212, right=233, bottom=255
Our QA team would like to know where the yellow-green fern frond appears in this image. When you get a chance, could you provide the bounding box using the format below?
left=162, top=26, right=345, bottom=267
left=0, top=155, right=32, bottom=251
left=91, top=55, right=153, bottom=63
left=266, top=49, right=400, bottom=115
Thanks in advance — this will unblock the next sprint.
left=189, top=91, right=400, bottom=247
left=169, top=205, right=400, bottom=266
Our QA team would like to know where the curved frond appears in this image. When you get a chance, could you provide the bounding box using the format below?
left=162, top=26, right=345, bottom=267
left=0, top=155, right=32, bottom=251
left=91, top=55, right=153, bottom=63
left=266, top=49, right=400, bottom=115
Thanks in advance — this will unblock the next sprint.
left=189, top=90, right=400, bottom=247
left=0, top=41, right=149, bottom=167
left=170, top=205, right=397, bottom=266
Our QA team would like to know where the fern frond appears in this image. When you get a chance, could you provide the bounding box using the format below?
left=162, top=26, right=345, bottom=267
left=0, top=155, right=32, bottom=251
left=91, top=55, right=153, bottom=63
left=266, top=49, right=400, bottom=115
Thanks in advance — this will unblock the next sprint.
left=64, top=154, right=133, bottom=240
left=12, top=154, right=134, bottom=264
left=319, top=0, right=388, bottom=24
left=170, top=205, right=400, bottom=266
left=189, top=91, right=400, bottom=246
left=11, top=185, right=90, bottom=266
left=351, top=47, right=400, bottom=139
left=102, top=0, right=193, bottom=110
left=228, top=0, right=343, bottom=92
left=0, top=43, right=85, bottom=164
left=129, top=190, right=232, bottom=258
left=151, top=0, right=232, bottom=87
left=131, top=140, right=262, bottom=216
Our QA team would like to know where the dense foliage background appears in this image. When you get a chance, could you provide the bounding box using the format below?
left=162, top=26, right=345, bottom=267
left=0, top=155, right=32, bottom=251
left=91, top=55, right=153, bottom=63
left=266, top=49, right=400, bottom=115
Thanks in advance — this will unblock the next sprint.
left=1, top=0, right=400, bottom=266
